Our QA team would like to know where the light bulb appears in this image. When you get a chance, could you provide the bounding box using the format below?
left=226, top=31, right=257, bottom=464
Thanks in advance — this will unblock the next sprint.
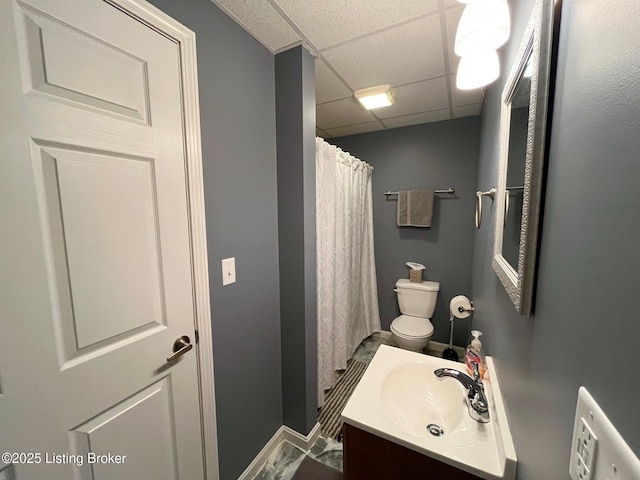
left=455, top=0, right=510, bottom=56
left=456, top=49, right=500, bottom=90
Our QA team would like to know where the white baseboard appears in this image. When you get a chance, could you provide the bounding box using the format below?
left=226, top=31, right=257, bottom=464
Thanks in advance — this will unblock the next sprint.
left=428, top=340, right=466, bottom=359
left=378, top=330, right=466, bottom=359
left=237, top=427, right=283, bottom=480
left=237, top=422, right=321, bottom=480
left=282, top=422, right=322, bottom=451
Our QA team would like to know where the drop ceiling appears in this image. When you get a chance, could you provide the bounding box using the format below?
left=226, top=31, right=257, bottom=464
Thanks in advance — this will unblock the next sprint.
left=210, top=0, right=484, bottom=138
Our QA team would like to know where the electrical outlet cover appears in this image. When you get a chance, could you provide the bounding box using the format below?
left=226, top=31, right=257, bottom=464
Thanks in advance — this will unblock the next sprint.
left=571, top=417, right=597, bottom=480
left=570, top=387, right=640, bottom=480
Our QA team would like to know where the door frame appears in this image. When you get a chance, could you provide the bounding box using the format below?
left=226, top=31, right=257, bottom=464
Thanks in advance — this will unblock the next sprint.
left=102, top=0, right=219, bottom=478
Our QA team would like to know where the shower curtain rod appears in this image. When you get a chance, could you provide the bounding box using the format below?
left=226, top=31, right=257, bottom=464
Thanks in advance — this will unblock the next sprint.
left=384, top=188, right=456, bottom=196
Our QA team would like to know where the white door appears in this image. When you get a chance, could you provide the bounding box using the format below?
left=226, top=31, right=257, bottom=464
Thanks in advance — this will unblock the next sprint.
left=0, top=0, right=207, bottom=478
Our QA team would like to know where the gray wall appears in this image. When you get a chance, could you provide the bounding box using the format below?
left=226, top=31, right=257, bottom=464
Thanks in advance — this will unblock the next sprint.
left=471, top=1, right=640, bottom=478
left=275, top=46, right=318, bottom=435
left=332, top=117, right=481, bottom=347
left=147, top=1, right=282, bottom=478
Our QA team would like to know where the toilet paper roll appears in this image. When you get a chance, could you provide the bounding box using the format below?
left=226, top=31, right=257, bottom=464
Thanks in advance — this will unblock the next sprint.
left=450, top=295, right=473, bottom=319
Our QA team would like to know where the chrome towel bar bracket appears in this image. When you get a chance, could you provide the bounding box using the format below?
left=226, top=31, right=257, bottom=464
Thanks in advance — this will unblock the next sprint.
left=475, top=188, right=496, bottom=229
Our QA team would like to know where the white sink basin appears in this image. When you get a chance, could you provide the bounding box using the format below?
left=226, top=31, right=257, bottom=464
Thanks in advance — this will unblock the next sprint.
left=341, top=345, right=517, bottom=480
left=381, top=362, right=466, bottom=437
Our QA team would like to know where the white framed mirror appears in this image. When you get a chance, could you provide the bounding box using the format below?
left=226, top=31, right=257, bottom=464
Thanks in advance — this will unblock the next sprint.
left=493, top=0, right=558, bottom=316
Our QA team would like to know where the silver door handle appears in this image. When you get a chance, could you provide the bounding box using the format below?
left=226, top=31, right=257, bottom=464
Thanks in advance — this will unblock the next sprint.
left=166, top=335, right=192, bottom=362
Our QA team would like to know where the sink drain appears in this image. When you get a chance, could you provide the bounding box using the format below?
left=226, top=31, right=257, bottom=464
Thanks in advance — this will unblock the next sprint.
left=426, top=424, right=444, bottom=437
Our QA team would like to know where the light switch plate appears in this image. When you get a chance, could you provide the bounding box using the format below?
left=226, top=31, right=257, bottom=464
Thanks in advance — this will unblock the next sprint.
left=221, top=257, right=236, bottom=286
left=570, top=387, right=640, bottom=480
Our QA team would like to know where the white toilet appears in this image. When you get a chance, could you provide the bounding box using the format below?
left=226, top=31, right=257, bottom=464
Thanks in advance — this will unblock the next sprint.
left=391, top=278, right=439, bottom=352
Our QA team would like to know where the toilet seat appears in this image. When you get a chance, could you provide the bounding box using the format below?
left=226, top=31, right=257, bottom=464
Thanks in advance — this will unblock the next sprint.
left=391, top=315, right=434, bottom=338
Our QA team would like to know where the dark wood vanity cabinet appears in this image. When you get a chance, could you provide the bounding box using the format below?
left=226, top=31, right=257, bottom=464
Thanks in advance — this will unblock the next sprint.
left=343, top=423, right=483, bottom=480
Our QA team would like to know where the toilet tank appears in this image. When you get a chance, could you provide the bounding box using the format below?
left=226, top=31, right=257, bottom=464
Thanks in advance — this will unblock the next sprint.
left=395, top=279, right=439, bottom=318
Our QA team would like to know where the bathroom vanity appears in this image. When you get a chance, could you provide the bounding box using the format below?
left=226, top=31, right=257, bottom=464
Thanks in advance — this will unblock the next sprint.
left=343, top=422, right=482, bottom=479
left=340, top=345, right=516, bottom=480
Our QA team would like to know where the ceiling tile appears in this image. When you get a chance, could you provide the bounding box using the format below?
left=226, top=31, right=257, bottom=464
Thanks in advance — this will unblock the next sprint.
left=453, top=103, right=482, bottom=118
left=375, top=77, right=449, bottom=119
left=213, top=0, right=467, bottom=135
left=382, top=109, right=451, bottom=129
left=449, top=56, right=463, bottom=77
left=212, top=0, right=301, bottom=52
left=316, top=59, right=352, bottom=104
left=316, top=128, right=331, bottom=139
left=324, top=121, right=384, bottom=138
left=449, top=75, right=484, bottom=106
left=272, top=0, right=440, bottom=50
left=445, top=5, right=464, bottom=73
left=323, top=15, right=445, bottom=91
left=316, top=98, right=378, bottom=129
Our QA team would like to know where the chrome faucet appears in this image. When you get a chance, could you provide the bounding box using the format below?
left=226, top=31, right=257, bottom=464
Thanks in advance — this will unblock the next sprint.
left=434, top=362, right=490, bottom=423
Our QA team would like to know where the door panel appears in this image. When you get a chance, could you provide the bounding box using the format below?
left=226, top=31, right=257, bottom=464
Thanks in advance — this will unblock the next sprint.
left=32, top=142, right=167, bottom=366
left=0, top=0, right=206, bottom=478
left=18, top=8, right=150, bottom=123
left=71, top=378, right=178, bottom=480
left=38, top=145, right=164, bottom=350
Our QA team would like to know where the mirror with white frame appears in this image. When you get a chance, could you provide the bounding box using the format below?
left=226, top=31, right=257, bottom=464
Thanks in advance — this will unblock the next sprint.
left=493, top=0, right=557, bottom=316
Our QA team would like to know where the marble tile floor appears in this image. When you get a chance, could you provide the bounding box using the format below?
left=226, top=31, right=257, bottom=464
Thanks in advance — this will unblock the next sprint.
left=253, top=436, right=343, bottom=480
left=254, top=334, right=387, bottom=479
left=349, top=331, right=394, bottom=363
left=253, top=332, right=463, bottom=479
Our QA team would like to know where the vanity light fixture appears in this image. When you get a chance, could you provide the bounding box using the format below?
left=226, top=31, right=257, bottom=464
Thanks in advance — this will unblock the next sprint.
left=455, top=0, right=510, bottom=56
left=354, top=85, right=396, bottom=110
left=454, top=0, right=510, bottom=90
left=456, top=49, right=500, bottom=90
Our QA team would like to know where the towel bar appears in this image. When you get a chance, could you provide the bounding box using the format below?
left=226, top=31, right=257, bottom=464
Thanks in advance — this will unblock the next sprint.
left=384, top=188, right=455, bottom=196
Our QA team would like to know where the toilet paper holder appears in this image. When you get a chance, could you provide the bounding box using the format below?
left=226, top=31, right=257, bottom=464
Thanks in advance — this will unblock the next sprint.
left=457, top=301, right=474, bottom=314
left=445, top=295, right=474, bottom=361
left=450, top=295, right=475, bottom=319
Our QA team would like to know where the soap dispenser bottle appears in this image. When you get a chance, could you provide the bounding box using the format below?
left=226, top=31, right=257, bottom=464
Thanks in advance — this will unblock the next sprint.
left=465, top=330, right=487, bottom=378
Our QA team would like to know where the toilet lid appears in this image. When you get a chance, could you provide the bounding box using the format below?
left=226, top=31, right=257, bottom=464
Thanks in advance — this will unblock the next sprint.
left=391, top=315, right=434, bottom=338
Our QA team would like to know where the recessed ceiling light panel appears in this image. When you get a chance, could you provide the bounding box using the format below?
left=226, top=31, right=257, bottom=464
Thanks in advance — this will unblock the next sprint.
left=354, top=85, right=396, bottom=110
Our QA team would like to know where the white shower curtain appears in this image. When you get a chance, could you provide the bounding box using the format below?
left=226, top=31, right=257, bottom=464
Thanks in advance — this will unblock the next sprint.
left=316, top=137, right=381, bottom=406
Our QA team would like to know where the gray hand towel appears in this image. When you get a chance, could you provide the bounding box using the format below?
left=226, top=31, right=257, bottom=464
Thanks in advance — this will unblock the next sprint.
left=397, top=189, right=434, bottom=227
